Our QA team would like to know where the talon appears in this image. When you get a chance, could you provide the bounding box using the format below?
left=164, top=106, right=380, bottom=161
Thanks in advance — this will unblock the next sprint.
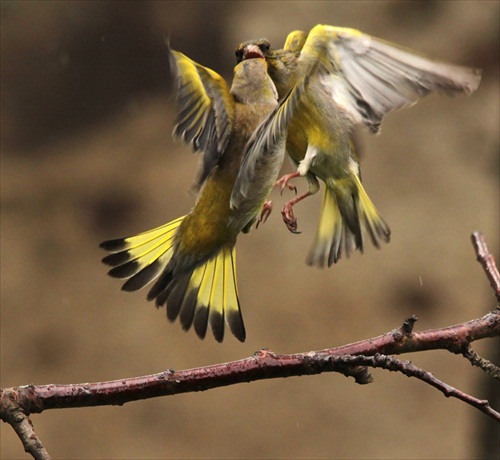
left=275, top=172, right=300, bottom=196
left=280, top=182, right=297, bottom=196
left=278, top=188, right=315, bottom=234
left=256, top=201, right=273, bottom=229
left=281, top=202, right=300, bottom=234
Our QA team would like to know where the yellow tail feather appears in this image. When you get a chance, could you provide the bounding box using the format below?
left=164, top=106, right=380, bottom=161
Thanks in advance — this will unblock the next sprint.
left=175, top=245, right=244, bottom=342
left=100, top=216, right=185, bottom=291
left=101, top=221, right=245, bottom=342
left=352, top=175, right=391, bottom=248
left=307, top=187, right=344, bottom=267
left=307, top=179, right=390, bottom=267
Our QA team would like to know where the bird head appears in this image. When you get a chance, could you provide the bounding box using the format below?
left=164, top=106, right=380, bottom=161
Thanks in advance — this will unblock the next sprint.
left=235, top=39, right=272, bottom=63
left=235, top=38, right=299, bottom=101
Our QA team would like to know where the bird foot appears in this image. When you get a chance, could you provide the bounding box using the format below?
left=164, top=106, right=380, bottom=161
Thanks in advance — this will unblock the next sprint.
left=256, top=201, right=273, bottom=229
left=275, top=172, right=300, bottom=195
left=281, top=201, right=300, bottom=234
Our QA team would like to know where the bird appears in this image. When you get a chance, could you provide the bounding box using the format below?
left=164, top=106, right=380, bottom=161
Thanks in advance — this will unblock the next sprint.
left=235, top=25, right=481, bottom=267
left=99, top=44, right=296, bottom=342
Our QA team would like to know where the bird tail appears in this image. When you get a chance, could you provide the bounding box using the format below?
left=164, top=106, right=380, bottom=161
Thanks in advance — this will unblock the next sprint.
left=306, top=176, right=390, bottom=267
left=100, top=218, right=245, bottom=342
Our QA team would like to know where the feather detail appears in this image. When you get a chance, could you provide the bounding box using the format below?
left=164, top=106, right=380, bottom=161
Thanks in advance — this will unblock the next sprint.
left=302, top=25, right=481, bottom=131
left=151, top=245, right=245, bottom=343
left=230, top=67, right=313, bottom=213
left=170, top=50, right=235, bottom=187
left=100, top=216, right=184, bottom=291
left=306, top=178, right=390, bottom=268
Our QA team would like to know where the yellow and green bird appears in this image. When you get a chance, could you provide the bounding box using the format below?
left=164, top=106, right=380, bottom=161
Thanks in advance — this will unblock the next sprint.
left=100, top=44, right=297, bottom=342
left=236, top=25, right=481, bottom=267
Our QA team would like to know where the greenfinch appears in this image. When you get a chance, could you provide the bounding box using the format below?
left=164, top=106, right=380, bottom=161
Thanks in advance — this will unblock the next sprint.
left=100, top=44, right=290, bottom=342
left=236, top=25, right=481, bottom=267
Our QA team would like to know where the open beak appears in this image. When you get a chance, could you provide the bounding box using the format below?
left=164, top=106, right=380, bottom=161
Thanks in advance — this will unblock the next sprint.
left=243, top=44, right=265, bottom=60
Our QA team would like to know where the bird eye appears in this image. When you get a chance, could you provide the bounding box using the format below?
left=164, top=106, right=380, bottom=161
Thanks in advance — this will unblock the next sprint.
left=259, top=42, right=271, bottom=54
left=235, top=49, right=244, bottom=63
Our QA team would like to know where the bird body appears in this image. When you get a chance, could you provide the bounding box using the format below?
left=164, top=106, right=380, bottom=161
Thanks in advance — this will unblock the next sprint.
left=236, top=25, right=481, bottom=266
left=101, top=48, right=282, bottom=342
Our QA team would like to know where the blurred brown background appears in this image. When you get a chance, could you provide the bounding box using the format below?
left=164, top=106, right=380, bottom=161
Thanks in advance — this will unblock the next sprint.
left=1, top=1, right=499, bottom=458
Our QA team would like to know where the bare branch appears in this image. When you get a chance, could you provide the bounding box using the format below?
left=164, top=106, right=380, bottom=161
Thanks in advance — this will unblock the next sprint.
left=1, top=310, right=499, bottom=423
left=471, top=232, right=500, bottom=302
left=339, top=354, right=500, bottom=421
left=2, top=233, right=499, bottom=458
left=462, top=346, right=500, bottom=380
left=316, top=309, right=500, bottom=357
left=0, top=388, right=51, bottom=460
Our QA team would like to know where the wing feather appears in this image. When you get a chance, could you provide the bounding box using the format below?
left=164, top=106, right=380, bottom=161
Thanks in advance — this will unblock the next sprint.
left=170, top=49, right=235, bottom=186
left=230, top=70, right=312, bottom=215
left=301, top=25, right=481, bottom=131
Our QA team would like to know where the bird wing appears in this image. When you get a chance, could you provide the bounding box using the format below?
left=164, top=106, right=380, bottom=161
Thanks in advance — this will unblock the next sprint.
left=299, top=25, right=481, bottom=132
left=230, top=70, right=313, bottom=215
left=283, top=30, right=308, bottom=52
left=170, top=49, right=235, bottom=186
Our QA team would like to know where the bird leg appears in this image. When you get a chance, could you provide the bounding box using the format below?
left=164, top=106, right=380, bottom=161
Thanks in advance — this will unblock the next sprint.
left=279, top=169, right=320, bottom=234
left=256, top=201, right=273, bottom=229
left=256, top=172, right=304, bottom=230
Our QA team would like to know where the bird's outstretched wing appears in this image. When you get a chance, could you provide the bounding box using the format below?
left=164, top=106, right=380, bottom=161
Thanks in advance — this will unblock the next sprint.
left=298, top=25, right=481, bottom=132
left=170, top=49, right=235, bottom=186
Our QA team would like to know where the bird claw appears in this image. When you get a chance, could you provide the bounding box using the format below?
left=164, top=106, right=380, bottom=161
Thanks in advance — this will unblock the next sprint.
left=281, top=202, right=300, bottom=234
left=275, top=172, right=300, bottom=196
left=256, top=201, right=273, bottom=229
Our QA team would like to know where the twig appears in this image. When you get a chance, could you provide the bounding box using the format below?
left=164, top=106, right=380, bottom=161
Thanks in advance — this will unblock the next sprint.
left=462, top=346, right=500, bottom=380
left=336, top=354, right=500, bottom=421
left=471, top=232, right=500, bottom=302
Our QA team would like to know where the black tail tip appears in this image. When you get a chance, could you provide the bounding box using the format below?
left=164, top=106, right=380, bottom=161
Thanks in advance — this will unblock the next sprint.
left=99, top=238, right=127, bottom=252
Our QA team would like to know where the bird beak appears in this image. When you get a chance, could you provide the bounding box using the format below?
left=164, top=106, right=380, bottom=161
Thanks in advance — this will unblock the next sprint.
left=243, top=44, right=265, bottom=60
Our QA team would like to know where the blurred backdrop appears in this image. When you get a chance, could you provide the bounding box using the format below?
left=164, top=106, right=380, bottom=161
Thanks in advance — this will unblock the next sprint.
left=1, top=1, right=499, bottom=458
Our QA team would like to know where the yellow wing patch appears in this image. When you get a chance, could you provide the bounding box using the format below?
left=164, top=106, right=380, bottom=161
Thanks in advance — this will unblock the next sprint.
left=171, top=50, right=234, bottom=154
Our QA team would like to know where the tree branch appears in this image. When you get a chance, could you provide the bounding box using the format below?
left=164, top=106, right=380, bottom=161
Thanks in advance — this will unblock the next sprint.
left=1, top=310, right=498, bottom=417
left=315, top=308, right=499, bottom=357
left=471, top=231, right=500, bottom=302
left=325, top=354, right=500, bottom=421
left=2, top=233, right=499, bottom=459
left=462, top=346, right=500, bottom=380
left=0, top=390, right=50, bottom=460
